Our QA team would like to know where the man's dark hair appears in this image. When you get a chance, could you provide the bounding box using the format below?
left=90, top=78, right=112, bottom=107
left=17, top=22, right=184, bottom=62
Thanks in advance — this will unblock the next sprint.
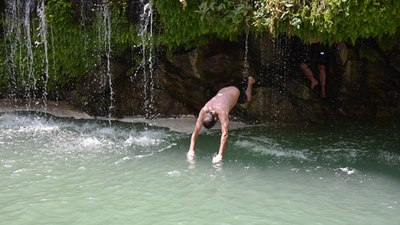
left=202, top=112, right=217, bottom=129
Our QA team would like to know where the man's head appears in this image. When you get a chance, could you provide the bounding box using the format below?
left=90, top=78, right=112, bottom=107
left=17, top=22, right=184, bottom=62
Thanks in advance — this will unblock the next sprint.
left=202, top=111, right=218, bottom=129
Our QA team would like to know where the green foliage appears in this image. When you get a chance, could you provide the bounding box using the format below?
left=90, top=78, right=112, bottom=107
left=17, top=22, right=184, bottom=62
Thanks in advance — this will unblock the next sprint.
left=155, top=0, right=400, bottom=47
left=196, top=0, right=252, bottom=37
left=46, top=0, right=89, bottom=85
left=111, top=9, right=140, bottom=54
left=46, top=0, right=138, bottom=86
left=154, top=0, right=208, bottom=48
left=154, top=0, right=252, bottom=49
left=252, top=0, right=400, bottom=45
left=377, top=31, right=399, bottom=51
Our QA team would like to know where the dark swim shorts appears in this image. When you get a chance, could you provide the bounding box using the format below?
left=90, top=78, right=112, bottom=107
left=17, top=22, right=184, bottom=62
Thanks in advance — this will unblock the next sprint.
left=294, top=42, right=328, bottom=66
left=233, top=82, right=247, bottom=104
left=309, top=43, right=328, bottom=66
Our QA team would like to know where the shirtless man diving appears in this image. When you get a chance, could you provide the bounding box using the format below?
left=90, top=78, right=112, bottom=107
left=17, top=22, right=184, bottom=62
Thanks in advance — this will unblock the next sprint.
left=187, top=75, right=256, bottom=163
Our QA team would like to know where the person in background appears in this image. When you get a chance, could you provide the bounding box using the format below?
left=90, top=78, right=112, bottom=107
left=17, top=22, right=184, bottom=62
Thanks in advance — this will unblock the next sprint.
left=187, top=75, right=256, bottom=163
left=298, top=40, right=328, bottom=98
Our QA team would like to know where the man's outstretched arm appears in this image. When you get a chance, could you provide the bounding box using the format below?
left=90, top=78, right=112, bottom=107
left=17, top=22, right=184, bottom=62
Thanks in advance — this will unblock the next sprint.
left=213, top=113, right=229, bottom=163
left=187, top=109, right=205, bottom=160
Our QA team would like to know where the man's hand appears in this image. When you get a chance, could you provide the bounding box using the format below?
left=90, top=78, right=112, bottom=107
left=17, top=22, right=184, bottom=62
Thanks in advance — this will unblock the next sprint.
left=187, top=150, right=195, bottom=161
left=212, top=153, right=223, bottom=164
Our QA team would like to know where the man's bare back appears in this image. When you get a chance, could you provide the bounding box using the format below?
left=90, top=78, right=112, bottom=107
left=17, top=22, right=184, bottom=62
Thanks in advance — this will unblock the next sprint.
left=202, top=86, right=240, bottom=114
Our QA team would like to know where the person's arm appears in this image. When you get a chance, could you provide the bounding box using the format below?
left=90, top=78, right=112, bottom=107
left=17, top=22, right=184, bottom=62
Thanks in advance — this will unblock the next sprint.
left=187, top=109, right=205, bottom=159
left=213, top=112, right=229, bottom=163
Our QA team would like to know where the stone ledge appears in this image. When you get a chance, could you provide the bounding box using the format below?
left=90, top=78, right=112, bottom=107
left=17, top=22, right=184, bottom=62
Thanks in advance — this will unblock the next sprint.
left=0, top=99, right=249, bottom=133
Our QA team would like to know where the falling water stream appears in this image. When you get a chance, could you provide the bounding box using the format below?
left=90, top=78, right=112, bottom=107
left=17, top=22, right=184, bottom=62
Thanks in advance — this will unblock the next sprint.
left=243, top=29, right=250, bottom=77
left=4, top=0, right=36, bottom=102
left=96, top=1, right=114, bottom=119
left=22, top=0, right=35, bottom=102
left=4, top=0, right=19, bottom=98
left=139, top=0, right=155, bottom=118
left=37, top=0, right=49, bottom=108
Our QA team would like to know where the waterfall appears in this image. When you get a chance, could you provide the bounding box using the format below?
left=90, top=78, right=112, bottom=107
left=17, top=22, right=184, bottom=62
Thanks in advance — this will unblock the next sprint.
left=4, top=0, right=50, bottom=110
left=96, top=1, right=114, bottom=119
left=80, top=0, right=88, bottom=72
left=269, top=35, right=283, bottom=123
left=4, top=0, right=19, bottom=99
left=139, top=0, right=154, bottom=118
left=244, top=30, right=292, bottom=121
left=4, top=0, right=36, bottom=104
left=22, top=0, right=35, bottom=102
left=21, top=0, right=32, bottom=101
left=37, top=0, right=49, bottom=109
left=243, top=29, right=250, bottom=77
left=104, top=2, right=114, bottom=119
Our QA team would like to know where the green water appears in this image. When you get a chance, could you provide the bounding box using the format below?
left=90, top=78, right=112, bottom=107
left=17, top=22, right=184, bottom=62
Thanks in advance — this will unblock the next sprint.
left=0, top=112, right=399, bottom=225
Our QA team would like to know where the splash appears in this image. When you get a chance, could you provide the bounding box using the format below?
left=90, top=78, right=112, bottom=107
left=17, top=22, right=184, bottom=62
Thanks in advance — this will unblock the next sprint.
left=338, top=167, right=356, bottom=175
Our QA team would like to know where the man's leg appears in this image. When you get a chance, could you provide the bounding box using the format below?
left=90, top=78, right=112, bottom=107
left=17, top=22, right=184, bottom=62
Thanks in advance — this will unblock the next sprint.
left=241, top=76, right=256, bottom=109
left=318, top=64, right=326, bottom=98
left=299, top=63, right=318, bottom=89
left=246, top=76, right=256, bottom=101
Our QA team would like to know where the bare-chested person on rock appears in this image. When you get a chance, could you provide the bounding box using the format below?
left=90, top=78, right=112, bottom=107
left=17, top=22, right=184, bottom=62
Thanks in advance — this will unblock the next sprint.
left=187, top=75, right=256, bottom=163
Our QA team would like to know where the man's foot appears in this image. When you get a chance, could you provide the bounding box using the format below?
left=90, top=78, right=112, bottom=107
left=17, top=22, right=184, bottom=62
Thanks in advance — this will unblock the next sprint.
left=248, top=76, right=256, bottom=85
left=311, top=80, right=318, bottom=90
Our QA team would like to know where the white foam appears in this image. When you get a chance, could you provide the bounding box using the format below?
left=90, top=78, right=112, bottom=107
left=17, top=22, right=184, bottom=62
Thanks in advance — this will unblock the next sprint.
left=166, top=170, right=181, bottom=177
left=1, top=113, right=61, bottom=136
left=96, top=127, right=115, bottom=135
left=338, top=167, right=356, bottom=175
left=80, top=137, right=102, bottom=147
left=235, top=139, right=307, bottom=160
left=114, top=156, right=131, bottom=165
left=125, top=135, right=163, bottom=146
left=134, top=153, right=154, bottom=158
left=378, top=151, right=400, bottom=166
left=323, top=148, right=365, bottom=157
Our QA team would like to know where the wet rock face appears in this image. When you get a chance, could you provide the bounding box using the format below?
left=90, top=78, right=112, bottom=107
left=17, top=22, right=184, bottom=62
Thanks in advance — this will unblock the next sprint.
left=0, top=0, right=5, bottom=38
left=159, top=36, right=399, bottom=124
left=160, top=40, right=246, bottom=112
left=68, top=34, right=400, bottom=125
left=136, top=38, right=331, bottom=124
left=336, top=39, right=400, bottom=121
left=0, top=0, right=5, bottom=15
